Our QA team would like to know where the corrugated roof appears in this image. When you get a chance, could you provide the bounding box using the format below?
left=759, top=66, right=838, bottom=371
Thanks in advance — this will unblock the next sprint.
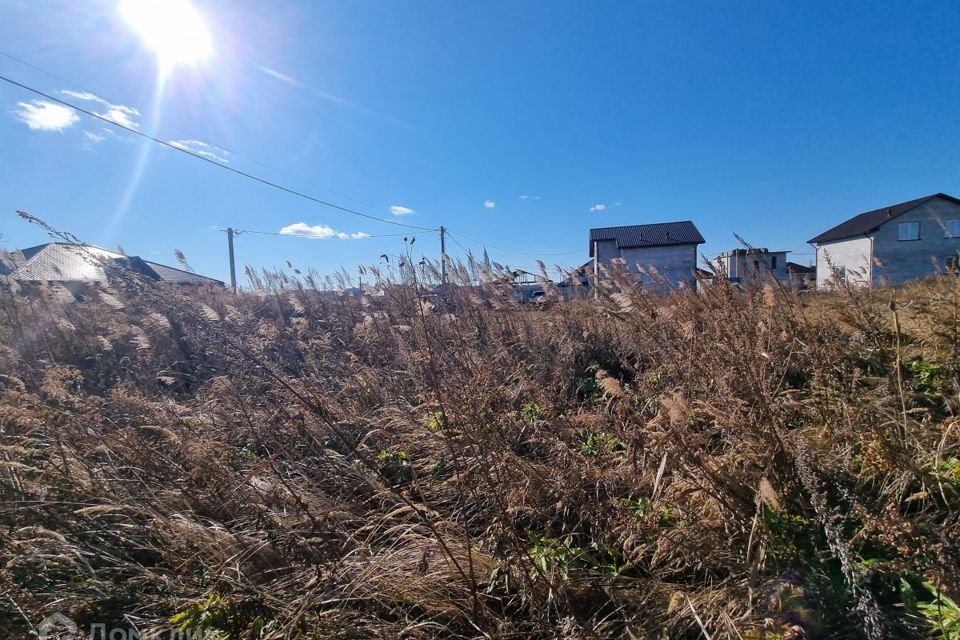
left=9, top=243, right=223, bottom=285
left=589, top=221, right=704, bottom=256
left=141, top=260, right=218, bottom=284
left=12, top=244, right=120, bottom=281
left=808, top=193, right=960, bottom=244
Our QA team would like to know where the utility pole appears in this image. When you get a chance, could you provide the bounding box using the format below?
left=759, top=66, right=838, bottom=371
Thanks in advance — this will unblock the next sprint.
left=439, top=225, right=447, bottom=287
left=593, top=239, right=599, bottom=299
left=226, top=227, right=237, bottom=293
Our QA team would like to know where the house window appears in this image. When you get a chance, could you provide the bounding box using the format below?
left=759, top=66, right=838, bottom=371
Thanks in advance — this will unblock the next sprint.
left=898, top=222, right=920, bottom=241
left=946, top=219, right=960, bottom=239
left=771, top=256, right=778, bottom=268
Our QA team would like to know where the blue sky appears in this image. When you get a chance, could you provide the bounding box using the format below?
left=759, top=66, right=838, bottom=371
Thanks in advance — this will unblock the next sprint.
left=2, top=0, right=959, bottom=282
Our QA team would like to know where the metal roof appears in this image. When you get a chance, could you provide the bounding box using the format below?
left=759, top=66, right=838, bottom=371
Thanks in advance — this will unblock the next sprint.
left=8, top=243, right=223, bottom=285
left=808, top=193, right=960, bottom=244
left=589, top=221, right=704, bottom=256
left=142, top=260, right=220, bottom=284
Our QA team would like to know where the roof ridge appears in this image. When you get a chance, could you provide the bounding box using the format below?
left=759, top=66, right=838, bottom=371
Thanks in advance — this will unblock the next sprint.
left=809, top=193, right=960, bottom=244
left=588, top=220, right=704, bottom=256
left=589, top=219, right=696, bottom=231
left=43, top=241, right=123, bottom=254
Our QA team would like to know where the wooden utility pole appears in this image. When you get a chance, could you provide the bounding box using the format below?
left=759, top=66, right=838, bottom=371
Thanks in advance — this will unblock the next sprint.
left=226, top=227, right=237, bottom=293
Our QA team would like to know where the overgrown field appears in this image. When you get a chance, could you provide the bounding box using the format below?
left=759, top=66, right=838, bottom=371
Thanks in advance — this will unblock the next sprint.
left=1, top=263, right=959, bottom=639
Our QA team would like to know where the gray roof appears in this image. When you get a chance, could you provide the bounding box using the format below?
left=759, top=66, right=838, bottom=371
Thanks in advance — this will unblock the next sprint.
left=6, top=243, right=223, bottom=285
left=142, top=260, right=220, bottom=284
left=589, top=221, right=704, bottom=256
left=809, top=193, right=960, bottom=244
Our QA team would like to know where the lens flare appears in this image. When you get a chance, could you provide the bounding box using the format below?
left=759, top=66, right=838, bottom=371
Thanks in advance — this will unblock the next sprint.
left=120, top=0, right=212, bottom=74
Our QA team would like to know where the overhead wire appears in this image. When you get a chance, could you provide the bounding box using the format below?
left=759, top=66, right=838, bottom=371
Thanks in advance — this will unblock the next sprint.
left=445, top=231, right=555, bottom=275
left=1, top=65, right=589, bottom=261
left=233, top=227, right=431, bottom=239
left=445, top=228, right=584, bottom=258
left=445, top=233, right=474, bottom=257
left=0, top=48, right=374, bottom=208
left=0, top=73, right=437, bottom=232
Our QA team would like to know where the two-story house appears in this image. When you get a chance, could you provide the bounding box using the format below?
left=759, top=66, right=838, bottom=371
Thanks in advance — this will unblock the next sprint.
left=809, top=193, right=960, bottom=288
left=716, top=248, right=789, bottom=286
left=589, top=221, right=705, bottom=291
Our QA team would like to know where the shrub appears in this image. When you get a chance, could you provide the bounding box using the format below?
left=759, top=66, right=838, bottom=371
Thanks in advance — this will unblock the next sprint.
left=1, top=254, right=959, bottom=639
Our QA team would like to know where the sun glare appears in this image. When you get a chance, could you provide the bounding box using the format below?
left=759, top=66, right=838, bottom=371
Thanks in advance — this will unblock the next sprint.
left=120, top=0, right=212, bottom=72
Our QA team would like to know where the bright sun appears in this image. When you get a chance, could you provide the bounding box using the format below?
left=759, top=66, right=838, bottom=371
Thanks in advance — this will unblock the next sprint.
left=120, top=0, right=212, bottom=72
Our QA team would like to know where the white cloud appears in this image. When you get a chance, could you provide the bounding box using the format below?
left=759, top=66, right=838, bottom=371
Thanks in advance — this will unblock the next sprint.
left=13, top=100, right=79, bottom=131
left=518, top=194, right=541, bottom=200
left=61, top=90, right=141, bottom=129
left=169, top=139, right=231, bottom=163
left=484, top=200, right=496, bottom=209
left=99, top=107, right=139, bottom=129
left=614, top=201, right=622, bottom=207
left=83, top=130, right=106, bottom=143
left=13, top=90, right=142, bottom=135
left=279, top=222, right=369, bottom=240
left=390, top=205, right=414, bottom=216
left=589, top=203, right=607, bottom=212
left=61, top=90, right=101, bottom=102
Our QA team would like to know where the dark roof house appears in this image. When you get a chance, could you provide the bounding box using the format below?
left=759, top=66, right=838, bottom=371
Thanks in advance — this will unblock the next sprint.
left=588, top=221, right=705, bottom=256
left=809, top=193, right=960, bottom=288
left=3, top=243, right=223, bottom=286
left=589, top=220, right=705, bottom=291
left=809, top=193, right=960, bottom=244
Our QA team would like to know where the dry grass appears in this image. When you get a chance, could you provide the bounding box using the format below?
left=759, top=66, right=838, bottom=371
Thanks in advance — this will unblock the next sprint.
left=0, top=250, right=958, bottom=639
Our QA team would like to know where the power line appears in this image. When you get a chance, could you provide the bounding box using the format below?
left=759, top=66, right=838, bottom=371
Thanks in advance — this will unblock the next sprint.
left=446, top=228, right=584, bottom=258
left=0, top=48, right=374, bottom=208
left=1, top=66, right=588, bottom=265
left=446, top=233, right=473, bottom=256
left=0, top=73, right=436, bottom=232
left=445, top=231, right=560, bottom=275
left=233, top=227, right=430, bottom=239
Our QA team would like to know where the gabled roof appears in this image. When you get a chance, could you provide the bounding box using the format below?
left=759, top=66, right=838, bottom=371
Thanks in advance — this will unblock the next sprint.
left=142, top=260, right=218, bottom=284
left=589, top=221, right=704, bottom=256
left=808, top=193, right=960, bottom=244
left=7, top=243, right=223, bottom=285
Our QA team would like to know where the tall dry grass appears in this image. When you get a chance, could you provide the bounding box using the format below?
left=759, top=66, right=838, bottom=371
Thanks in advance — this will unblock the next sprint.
left=0, top=247, right=958, bottom=639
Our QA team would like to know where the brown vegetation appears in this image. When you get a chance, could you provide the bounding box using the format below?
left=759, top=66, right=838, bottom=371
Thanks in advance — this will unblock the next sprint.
left=1, top=252, right=959, bottom=639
